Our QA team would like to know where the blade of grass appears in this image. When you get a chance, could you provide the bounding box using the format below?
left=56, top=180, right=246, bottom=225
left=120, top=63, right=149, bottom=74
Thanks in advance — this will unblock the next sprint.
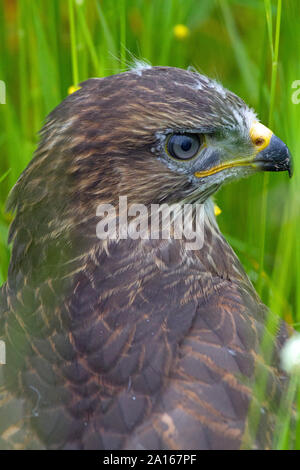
left=219, top=0, right=257, bottom=101
left=31, top=1, right=61, bottom=112
left=0, top=169, right=11, bottom=184
left=243, top=0, right=286, bottom=448
left=264, top=0, right=274, bottom=58
left=119, top=0, right=126, bottom=70
left=76, top=2, right=101, bottom=75
left=158, top=0, right=175, bottom=65
left=257, top=0, right=282, bottom=296
left=69, top=0, right=79, bottom=86
left=95, top=0, right=118, bottom=73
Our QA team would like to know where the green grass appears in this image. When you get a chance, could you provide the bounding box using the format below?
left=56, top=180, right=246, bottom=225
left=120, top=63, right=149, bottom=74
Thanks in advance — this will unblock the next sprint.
left=0, top=0, right=299, bottom=448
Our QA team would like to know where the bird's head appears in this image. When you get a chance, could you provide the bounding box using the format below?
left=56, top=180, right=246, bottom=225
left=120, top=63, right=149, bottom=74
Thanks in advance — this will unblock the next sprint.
left=8, top=65, right=292, bottom=244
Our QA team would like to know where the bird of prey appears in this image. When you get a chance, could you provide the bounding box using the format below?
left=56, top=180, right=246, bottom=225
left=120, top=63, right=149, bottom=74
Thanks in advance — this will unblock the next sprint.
left=0, top=65, right=293, bottom=450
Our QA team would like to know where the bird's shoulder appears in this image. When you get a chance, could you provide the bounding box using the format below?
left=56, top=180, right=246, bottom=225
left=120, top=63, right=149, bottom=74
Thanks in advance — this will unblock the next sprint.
left=63, top=239, right=287, bottom=449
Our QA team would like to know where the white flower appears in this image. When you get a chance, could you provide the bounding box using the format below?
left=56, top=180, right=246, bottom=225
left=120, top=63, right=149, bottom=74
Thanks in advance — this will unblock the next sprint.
left=281, top=333, right=300, bottom=375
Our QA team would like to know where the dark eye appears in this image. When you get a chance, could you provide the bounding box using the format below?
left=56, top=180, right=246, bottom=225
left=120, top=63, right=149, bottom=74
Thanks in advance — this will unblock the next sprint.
left=167, top=133, right=201, bottom=160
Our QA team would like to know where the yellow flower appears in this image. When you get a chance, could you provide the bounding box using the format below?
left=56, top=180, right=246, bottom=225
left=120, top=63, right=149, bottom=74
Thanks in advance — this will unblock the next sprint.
left=214, top=204, right=222, bottom=216
left=68, top=85, right=81, bottom=95
left=173, top=24, right=190, bottom=40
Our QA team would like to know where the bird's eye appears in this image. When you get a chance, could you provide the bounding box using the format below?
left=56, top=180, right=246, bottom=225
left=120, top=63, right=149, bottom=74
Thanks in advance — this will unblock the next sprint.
left=166, top=133, right=201, bottom=160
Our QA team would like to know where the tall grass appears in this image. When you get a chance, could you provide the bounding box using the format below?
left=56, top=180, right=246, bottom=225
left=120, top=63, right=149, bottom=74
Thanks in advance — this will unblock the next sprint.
left=0, top=0, right=299, bottom=448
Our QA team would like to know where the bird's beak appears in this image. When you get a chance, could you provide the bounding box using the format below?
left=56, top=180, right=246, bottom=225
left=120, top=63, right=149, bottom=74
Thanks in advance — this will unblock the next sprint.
left=194, top=121, right=293, bottom=178
left=251, top=122, right=293, bottom=178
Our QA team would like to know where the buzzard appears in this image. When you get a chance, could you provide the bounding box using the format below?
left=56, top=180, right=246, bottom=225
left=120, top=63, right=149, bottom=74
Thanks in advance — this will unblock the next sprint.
left=0, top=65, right=293, bottom=450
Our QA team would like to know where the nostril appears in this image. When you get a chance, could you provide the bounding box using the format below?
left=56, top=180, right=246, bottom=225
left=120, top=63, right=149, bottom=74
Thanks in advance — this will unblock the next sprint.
left=254, top=137, right=265, bottom=146
left=249, top=122, right=273, bottom=150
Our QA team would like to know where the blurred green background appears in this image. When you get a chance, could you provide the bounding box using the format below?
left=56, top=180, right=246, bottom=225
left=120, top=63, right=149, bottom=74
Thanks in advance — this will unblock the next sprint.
left=0, top=0, right=299, bottom=449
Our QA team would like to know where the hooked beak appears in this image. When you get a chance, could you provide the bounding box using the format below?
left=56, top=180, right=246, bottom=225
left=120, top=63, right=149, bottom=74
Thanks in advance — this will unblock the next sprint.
left=253, top=128, right=293, bottom=178
left=194, top=121, right=293, bottom=179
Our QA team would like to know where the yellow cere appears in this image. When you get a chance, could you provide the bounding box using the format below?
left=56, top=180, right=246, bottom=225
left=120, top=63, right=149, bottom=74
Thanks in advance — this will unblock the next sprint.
left=173, top=24, right=190, bottom=40
left=249, top=121, right=273, bottom=153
